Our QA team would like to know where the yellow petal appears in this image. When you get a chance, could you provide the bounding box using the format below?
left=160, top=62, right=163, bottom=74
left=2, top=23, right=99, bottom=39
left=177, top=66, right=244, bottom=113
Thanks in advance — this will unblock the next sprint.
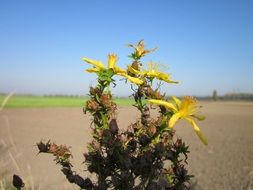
left=185, top=118, right=208, bottom=145
left=108, top=54, right=118, bottom=69
left=192, top=114, right=206, bottom=121
left=118, top=73, right=143, bottom=85
left=169, top=113, right=181, bottom=128
left=148, top=99, right=177, bottom=112
left=146, top=71, right=159, bottom=78
left=172, top=96, right=181, bottom=108
left=86, top=67, right=101, bottom=73
left=157, top=73, right=179, bottom=84
left=114, top=66, right=126, bottom=74
left=127, top=66, right=139, bottom=75
left=162, top=78, right=179, bottom=84
left=82, top=57, right=105, bottom=69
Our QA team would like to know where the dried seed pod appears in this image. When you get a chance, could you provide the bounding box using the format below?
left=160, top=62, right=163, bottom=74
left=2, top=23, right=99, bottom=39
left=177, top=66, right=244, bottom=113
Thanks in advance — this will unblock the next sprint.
left=100, top=94, right=110, bottom=106
left=74, top=174, right=86, bottom=188
left=89, top=86, right=101, bottom=96
left=155, top=142, right=164, bottom=153
left=173, top=165, right=188, bottom=180
left=66, top=173, right=75, bottom=183
left=49, top=143, right=58, bottom=154
left=37, top=140, right=50, bottom=153
left=149, top=125, right=157, bottom=135
left=139, top=134, right=151, bottom=147
left=61, top=167, right=71, bottom=175
left=144, top=86, right=154, bottom=97
left=127, top=139, right=137, bottom=152
left=86, top=100, right=99, bottom=111
left=91, top=140, right=100, bottom=150
left=109, top=119, right=119, bottom=134
left=83, top=178, right=93, bottom=189
left=12, top=174, right=24, bottom=188
left=174, top=138, right=182, bottom=149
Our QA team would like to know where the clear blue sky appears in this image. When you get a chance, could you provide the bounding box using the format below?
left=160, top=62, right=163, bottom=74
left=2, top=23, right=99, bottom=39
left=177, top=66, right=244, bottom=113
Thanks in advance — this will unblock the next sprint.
left=0, top=0, right=253, bottom=96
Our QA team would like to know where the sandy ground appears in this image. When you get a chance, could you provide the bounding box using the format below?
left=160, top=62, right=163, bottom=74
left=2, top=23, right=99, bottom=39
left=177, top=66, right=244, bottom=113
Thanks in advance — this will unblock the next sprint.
left=0, top=101, right=253, bottom=189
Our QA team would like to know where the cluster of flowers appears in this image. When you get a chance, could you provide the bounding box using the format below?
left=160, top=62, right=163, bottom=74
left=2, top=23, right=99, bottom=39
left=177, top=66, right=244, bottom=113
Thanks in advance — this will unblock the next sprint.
left=83, top=40, right=207, bottom=146
left=32, top=40, right=207, bottom=190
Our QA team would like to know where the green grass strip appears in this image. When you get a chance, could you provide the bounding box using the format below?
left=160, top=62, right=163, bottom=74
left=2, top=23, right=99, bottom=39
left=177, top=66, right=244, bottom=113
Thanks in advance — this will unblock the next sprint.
left=0, top=95, right=135, bottom=108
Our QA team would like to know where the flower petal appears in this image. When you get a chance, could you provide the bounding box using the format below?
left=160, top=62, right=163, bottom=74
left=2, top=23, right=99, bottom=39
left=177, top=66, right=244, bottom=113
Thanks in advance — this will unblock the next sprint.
left=146, top=71, right=159, bottom=78
left=127, top=66, right=139, bottom=75
left=162, top=78, right=179, bottom=84
left=114, top=66, right=126, bottom=74
left=157, top=73, right=179, bottom=84
left=108, top=54, right=118, bottom=69
left=169, top=113, right=181, bottom=128
left=86, top=67, right=101, bottom=73
left=185, top=118, right=208, bottom=145
left=82, top=57, right=105, bottom=69
left=148, top=99, right=177, bottom=112
left=172, top=96, right=181, bottom=108
left=117, top=73, right=143, bottom=85
left=192, top=114, right=206, bottom=121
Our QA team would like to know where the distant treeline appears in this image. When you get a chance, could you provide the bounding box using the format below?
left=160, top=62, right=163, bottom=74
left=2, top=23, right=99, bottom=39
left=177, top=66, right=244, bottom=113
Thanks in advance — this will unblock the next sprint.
left=0, top=93, right=86, bottom=98
left=197, top=93, right=253, bottom=101
left=1, top=93, right=253, bottom=101
left=221, top=93, right=253, bottom=101
left=43, top=94, right=86, bottom=98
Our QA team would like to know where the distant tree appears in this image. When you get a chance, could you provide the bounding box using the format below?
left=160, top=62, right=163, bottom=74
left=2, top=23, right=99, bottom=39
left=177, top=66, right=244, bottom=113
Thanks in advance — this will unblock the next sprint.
left=212, top=90, right=218, bottom=101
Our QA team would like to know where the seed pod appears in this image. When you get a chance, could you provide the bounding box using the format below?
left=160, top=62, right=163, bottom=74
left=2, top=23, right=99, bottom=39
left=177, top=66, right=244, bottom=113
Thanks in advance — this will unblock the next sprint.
left=66, top=173, right=75, bottom=183
left=74, top=174, right=86, bottom=188
left=61, top=167, right=71, bottom=175
left=37, top=140, right=50, bottom=153
left=144, top=86, right=154, bottom=97
left=109, top=119, right=119, bottom=134
left=139, top=134, right=151, bottom=147
left=174, top=138, right=182, bottom=149
left=149, top=126, right=157, bottom=135
left=89, top=86, right=102, bottom=96
left=100, top=94, right=111, bottom=108
left=12, top=174, right=24, bottom=188
left=87, top=165, right=93, bottom=173
left=49, top=143, right=58, bottom=154
left=173, top=165, right=188, bottom=180
left=155, top=142, right=164, bottom=153
left=127, top=139, right=137, bottom=152
left=83, top=153, right=92, bottom=162
left=91, top=140, right=100, bottom=150
left=86, top=100, right=99, bottom=111
left=83, top=178, right=93, bottom=189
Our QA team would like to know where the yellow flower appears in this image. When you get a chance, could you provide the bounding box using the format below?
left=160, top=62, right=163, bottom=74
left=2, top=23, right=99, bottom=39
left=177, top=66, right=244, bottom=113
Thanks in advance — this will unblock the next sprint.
left=128, top=40, right=156, bottom=58
left=86, top=67, right=101, bottom=73
left=148, top=96, right=208, bottom=145
left=128, top=61, right=178, bottom=84
left=108, top=53, right=117, bottom=69
left=82, top=54, right=143, bottom=85
left=82, top=54, right=125, bottom=74
left=82, top=57, right=105, bottom=73
left=117, top=73, right=144, bottom=85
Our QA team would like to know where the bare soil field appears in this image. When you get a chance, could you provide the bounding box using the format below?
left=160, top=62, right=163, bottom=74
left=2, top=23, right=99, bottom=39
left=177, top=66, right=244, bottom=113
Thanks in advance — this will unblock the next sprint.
left=0, top=101, right=253, bottom=189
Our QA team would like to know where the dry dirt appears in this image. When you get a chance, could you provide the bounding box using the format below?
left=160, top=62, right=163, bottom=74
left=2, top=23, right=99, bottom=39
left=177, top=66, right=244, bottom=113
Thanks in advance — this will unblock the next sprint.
left=0, top=101, right=253, bottom=189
